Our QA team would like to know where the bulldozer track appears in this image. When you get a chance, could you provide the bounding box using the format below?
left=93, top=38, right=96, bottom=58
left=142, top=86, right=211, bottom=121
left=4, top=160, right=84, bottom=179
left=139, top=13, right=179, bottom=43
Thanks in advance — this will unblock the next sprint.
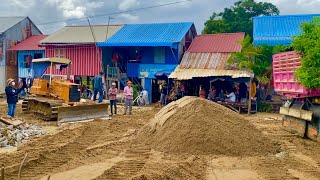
left=22, top=98, right=63, bottom=120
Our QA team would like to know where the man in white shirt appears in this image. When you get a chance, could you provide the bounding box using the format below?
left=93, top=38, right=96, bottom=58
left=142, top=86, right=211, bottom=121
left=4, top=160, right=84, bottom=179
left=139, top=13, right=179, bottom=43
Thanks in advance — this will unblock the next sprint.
left=225, top=89, right=236, bottom=103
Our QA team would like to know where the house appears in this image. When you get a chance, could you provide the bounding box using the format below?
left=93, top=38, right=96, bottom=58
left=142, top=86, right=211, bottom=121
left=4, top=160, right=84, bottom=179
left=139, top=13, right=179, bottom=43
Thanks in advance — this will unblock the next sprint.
left=253, top=14, right=320, bottom=46
left=169, top=33, right=249, bottom=80
left=169, top=32, right=255, bottom=112
left=39, top=25, right=124, bottom=85
left=98, top=22, right=197, bottom=102
left=0, top=17, right=42, bottom=93
left=9, top=35, right=48, bottom=79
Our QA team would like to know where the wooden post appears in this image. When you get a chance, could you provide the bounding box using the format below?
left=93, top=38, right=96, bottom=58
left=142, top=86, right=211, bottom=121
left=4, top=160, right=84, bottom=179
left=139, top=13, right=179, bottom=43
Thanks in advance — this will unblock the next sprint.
left=248, top=77, right=253, bottom=114
left=1, top=164, right=4, bottom=180
left=18, top=153, right=28, bottom=180
left=106, top=65, right=109, bottom=91
left=66, top=63, right=71, bottom=80
left=117, top=67, right=120, bottom=92
left=49, top=62, right=53, bottom=85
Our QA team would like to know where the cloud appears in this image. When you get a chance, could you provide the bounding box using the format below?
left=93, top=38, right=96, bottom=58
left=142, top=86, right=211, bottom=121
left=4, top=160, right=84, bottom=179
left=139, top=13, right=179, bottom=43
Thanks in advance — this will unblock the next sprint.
left=118, top=0, right=141, bottom=11
left=63, top=6, right=86, bottom=18
left=46, top=0, right=87, bottom=18
left=119, top=13, right=139, bottom=21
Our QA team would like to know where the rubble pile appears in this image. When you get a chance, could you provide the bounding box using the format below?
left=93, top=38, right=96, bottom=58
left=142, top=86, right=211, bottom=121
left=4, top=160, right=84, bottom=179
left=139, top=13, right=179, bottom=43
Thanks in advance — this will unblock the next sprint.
left=0, top=122, right=46, bottom=147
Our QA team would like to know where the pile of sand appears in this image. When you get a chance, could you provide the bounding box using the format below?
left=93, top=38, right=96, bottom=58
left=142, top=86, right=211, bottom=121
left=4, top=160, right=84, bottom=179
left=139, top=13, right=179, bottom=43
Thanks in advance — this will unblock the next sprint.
left=137, top=97, right=280, bottom=156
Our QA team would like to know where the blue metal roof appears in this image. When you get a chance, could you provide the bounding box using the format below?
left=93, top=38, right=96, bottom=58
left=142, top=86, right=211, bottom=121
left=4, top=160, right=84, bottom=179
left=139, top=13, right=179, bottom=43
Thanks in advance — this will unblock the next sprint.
left=253, top=14, right=320, bottom=46
left=98, top=22, right=195, bottom=48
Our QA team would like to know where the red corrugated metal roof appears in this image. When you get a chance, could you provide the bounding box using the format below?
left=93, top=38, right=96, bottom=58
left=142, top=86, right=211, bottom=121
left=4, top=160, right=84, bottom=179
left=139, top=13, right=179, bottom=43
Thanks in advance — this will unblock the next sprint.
left=9, top=35, right=48, bottom=51
left=180, top=52, right=231, bottom=69
left=169, top=52, right=252, bottom=79
left=188, top=33, right=245, bottom=53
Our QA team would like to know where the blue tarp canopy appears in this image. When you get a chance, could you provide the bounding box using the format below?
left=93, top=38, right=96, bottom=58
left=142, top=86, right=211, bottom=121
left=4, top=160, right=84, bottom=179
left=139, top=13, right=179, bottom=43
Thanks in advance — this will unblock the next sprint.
left=32, top=62, right=49, bottom=78
left=31, top=58, right=71, bottom=78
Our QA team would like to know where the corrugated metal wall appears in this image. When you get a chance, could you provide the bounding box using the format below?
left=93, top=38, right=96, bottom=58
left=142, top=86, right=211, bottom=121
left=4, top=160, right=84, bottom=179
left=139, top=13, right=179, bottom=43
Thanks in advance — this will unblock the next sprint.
left=0, top=36, right=5, bottom=66
left=17, top=50, right=45, bottom=78
left=0, top=17, right=42, bottom=93
left=0, top=66, right=5, bottom=93
left=45, top=45, right=102, bottom=76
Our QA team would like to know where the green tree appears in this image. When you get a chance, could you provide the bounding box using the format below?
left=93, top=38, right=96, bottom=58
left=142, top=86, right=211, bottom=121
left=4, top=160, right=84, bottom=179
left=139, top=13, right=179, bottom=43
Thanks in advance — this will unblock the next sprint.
left=228, top=36, right=286, bottom=85
left=292, top=18, right=320, bottom=89
left=203, top=0, right=279, bottom=37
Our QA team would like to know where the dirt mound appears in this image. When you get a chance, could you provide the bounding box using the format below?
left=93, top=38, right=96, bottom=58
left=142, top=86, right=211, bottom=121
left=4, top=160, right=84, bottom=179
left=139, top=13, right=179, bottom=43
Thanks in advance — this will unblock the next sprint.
left=137, top=97, right=280, bottom=156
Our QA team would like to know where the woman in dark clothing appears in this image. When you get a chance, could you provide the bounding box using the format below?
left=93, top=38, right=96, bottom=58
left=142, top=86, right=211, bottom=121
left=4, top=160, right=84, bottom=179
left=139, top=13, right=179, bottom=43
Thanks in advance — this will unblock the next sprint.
left=5, top=78, right=23, bottom=119
left=239, top=82, right=247, bottom=102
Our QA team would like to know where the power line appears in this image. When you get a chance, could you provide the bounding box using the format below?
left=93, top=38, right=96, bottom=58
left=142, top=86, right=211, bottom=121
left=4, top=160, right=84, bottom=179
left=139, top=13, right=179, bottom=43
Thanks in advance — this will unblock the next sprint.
left=36, top=0, right=192, bottom=26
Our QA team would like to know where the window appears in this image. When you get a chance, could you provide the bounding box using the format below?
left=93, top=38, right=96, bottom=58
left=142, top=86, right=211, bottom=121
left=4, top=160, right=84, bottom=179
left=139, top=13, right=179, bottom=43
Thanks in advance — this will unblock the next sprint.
left=34, top=53, right=43, bottom=59
left=54, top=49, right=65, bottom=58
left=154, top=47, right=165, bottom=64
left=23, top=55, right=32, bottom=68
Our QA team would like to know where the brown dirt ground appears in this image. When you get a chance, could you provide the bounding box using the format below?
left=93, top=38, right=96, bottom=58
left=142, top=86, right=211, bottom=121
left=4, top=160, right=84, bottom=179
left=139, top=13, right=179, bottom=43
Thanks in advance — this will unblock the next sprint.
left=0, top=98, right=319, bottom=180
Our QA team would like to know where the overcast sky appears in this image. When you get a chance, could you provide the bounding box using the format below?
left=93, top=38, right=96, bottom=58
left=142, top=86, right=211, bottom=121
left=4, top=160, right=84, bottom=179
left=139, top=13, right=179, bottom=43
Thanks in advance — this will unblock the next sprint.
left=1, top=0, right=320, bottom=34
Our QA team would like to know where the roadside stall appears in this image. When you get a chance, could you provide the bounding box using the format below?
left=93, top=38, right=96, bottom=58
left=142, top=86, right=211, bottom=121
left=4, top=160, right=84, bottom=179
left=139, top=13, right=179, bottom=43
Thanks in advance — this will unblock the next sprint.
left=168, top=33, right=258, bottom=114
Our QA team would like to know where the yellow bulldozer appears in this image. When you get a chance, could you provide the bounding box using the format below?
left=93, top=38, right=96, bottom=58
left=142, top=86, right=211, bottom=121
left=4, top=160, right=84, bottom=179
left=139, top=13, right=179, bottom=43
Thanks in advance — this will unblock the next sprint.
left=22, top=58, right=110, bottom=124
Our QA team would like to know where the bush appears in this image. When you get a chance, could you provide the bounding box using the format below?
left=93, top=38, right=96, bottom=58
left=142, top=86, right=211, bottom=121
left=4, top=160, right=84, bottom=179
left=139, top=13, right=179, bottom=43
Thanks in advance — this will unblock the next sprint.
left=258, top=101, right=271, bottom=112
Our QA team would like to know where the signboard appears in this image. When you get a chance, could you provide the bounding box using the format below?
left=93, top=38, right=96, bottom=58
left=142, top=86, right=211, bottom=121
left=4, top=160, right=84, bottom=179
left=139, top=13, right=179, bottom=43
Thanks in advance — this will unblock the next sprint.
left=138, top=64, right=177, bottom=79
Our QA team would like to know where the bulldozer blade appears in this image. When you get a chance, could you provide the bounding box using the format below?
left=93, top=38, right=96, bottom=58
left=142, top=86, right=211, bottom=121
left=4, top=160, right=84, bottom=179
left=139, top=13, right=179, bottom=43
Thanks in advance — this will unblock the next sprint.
left=57, top=103, right=111, bottom=124
left=306, top=120, right=320, bottom=142
left=283, top=115, right=306, bottom=137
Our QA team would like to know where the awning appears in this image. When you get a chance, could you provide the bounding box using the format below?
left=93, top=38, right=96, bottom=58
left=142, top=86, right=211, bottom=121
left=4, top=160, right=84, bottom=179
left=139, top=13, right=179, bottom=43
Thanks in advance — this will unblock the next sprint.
left=138, top=64, right=177, bottom=79
left=154, top=68, right=175, bottom=80
left=154, top=68, right=175, bottom=77
left=169, top=65, right=253, bottom=80
left=32, top=58, right=71, bottom=64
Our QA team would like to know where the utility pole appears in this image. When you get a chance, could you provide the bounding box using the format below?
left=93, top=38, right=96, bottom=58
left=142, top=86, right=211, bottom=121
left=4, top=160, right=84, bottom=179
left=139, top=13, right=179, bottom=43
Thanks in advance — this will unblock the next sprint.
left=105, top=16, right=114, bottom=93
left=106, top=16, right=114, bottom=40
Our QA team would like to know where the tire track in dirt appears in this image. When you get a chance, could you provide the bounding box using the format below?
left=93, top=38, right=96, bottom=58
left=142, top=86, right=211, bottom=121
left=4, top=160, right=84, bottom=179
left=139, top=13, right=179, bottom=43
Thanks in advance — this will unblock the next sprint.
left=2, top=122, right=122, bottom=180
left=0, top=108, right=157, bottom=180
left=250, top=116, right=320, bottom=180
left=96, top=146, right=152, bottom=180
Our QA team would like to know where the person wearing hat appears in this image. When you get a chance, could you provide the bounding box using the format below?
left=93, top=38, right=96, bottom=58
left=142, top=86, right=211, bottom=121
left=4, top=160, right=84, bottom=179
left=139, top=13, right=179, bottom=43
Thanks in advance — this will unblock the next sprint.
left=5, top=78, right=23, bottom=119
left=123, top=81, right=133, bottom=115
left=93, top=71, right=104, bottom=103
left=108, top=82, right=118, bottom=115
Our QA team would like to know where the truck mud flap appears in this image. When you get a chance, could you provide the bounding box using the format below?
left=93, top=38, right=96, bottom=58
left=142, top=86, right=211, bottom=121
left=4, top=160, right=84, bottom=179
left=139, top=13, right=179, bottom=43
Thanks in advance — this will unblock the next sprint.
left=306, top=120, right=320, bottom=142
left=283, top=115, right=307, bottom=137
left=57, top=103, right=111, bottom=125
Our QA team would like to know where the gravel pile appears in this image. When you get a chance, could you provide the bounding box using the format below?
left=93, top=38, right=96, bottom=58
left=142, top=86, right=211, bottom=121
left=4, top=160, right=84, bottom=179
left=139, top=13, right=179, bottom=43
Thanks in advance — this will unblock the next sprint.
left=0, top=122, right=46, bottom=147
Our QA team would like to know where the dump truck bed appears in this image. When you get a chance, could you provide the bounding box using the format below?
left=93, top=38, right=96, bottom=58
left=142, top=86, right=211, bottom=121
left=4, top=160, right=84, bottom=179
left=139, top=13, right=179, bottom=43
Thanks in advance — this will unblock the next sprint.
left=272, top=51, right=320, bottom=98
left=273, top=51, right=320, bottom=141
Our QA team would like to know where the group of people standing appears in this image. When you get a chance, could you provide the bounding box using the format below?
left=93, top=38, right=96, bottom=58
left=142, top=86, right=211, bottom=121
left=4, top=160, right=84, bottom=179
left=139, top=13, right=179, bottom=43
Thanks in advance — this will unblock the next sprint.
left=92, top=71, right=134, bottom=116
left=3, top=72, right=134, bottom=120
